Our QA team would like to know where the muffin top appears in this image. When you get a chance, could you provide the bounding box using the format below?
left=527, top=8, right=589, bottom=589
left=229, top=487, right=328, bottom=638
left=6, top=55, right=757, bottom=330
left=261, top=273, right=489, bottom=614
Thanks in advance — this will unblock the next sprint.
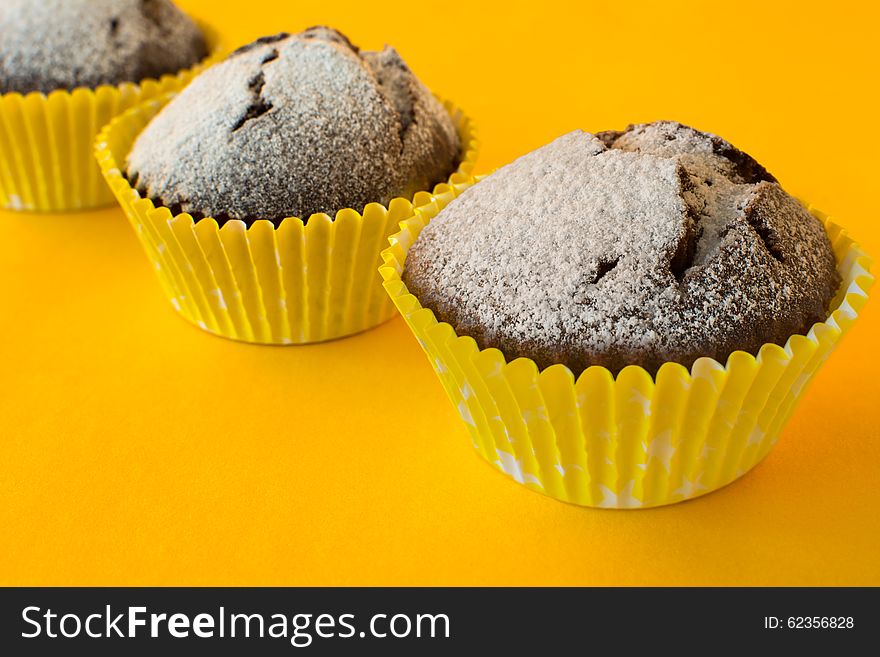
left=126, top=27, right=461, bottom=224
left=403, top=121, right=840, bottom=375
left=0, top=0, right=207, bottom=95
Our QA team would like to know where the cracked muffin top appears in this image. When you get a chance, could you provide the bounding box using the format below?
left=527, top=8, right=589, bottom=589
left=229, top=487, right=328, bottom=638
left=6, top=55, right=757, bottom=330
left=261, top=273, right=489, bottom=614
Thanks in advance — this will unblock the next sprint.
left=125, top=27, right=461, bottom=224
left=0, top=0, right=207, bottom=95
left=403, top=122, right=841, bottom=375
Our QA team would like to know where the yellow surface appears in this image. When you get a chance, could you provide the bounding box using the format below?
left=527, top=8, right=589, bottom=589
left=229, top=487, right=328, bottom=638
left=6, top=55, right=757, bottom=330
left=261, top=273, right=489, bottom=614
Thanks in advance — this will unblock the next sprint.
left=1, top=0, right=878, bottom=585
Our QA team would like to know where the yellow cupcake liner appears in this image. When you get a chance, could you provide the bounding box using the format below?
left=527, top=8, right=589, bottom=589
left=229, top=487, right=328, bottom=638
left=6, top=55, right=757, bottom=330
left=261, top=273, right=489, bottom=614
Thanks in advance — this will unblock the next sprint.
left=0, top=23, right=223, bottom=212
left=95, top=92, right=478, bottom=344
left=380, top=183, right=873, bottom=508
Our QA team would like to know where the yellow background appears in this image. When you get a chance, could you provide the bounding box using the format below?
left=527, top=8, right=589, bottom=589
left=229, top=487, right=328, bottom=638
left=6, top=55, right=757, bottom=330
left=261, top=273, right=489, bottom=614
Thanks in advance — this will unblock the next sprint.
left=1, top=0, right=878, bottom=585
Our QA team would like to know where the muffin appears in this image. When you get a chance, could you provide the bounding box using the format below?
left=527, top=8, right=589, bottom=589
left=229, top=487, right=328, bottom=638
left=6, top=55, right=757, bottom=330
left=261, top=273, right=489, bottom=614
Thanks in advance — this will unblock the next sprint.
left=0, top=0, right=207, bottom=94
left=382, top=121, right=868, bottom=508
left=403, top=121, right=841, bottom=374
left=0, top=0, right=217, bottom=212
left=95, top=27, right=476, bottom=344
left=125, top=27, right=461, bottom=224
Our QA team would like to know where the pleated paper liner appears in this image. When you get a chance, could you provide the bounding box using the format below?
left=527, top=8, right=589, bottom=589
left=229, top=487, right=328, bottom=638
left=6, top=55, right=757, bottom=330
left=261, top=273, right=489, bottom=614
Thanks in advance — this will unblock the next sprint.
left=380, top=185, right=873, bottom=508
left=95, top=93, right=478, bottom=344
left=0, top=23, right=223, bottom=213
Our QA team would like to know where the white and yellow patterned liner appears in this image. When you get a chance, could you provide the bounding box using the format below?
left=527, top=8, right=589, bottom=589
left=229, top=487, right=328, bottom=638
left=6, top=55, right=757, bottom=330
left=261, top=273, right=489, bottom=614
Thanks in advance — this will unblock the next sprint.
left=95, top=92, right=478, bottom=344
left=0, top=23, right=223, bottom=212
left=380, top=181, right=873, bottom=508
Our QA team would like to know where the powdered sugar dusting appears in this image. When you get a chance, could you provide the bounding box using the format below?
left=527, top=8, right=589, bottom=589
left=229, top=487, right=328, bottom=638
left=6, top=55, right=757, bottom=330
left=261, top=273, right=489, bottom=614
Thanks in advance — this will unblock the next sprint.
left=403, top=122, right=840, bottom=374
left=126, top=27, right=460, bottom=224
left=0, top=0, right=206, bottom=94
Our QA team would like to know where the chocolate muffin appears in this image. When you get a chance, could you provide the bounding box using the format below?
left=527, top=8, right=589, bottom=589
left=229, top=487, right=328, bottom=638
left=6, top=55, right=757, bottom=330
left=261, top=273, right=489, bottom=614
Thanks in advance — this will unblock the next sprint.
left=0, top=0, right=208, bottom=95
left=125, top=27, right=461, bottom=225
left=403, top=121, right=841, bottom=374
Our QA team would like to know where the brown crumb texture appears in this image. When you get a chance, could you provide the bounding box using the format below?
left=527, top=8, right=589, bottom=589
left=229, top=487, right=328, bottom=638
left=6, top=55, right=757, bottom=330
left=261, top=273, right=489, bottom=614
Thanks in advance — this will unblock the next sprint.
left=125, top=27, right=461, bottom=225
left=403, top=122, right=840, bottom=375
left=0, top=0, right=207, bottom=94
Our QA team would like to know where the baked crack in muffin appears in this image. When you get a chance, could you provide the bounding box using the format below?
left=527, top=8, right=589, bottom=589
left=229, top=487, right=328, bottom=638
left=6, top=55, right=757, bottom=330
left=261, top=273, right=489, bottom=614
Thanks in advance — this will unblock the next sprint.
left=403, top=121, right=841, bottom=374
left=125, top=27, right=461, bottom=224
